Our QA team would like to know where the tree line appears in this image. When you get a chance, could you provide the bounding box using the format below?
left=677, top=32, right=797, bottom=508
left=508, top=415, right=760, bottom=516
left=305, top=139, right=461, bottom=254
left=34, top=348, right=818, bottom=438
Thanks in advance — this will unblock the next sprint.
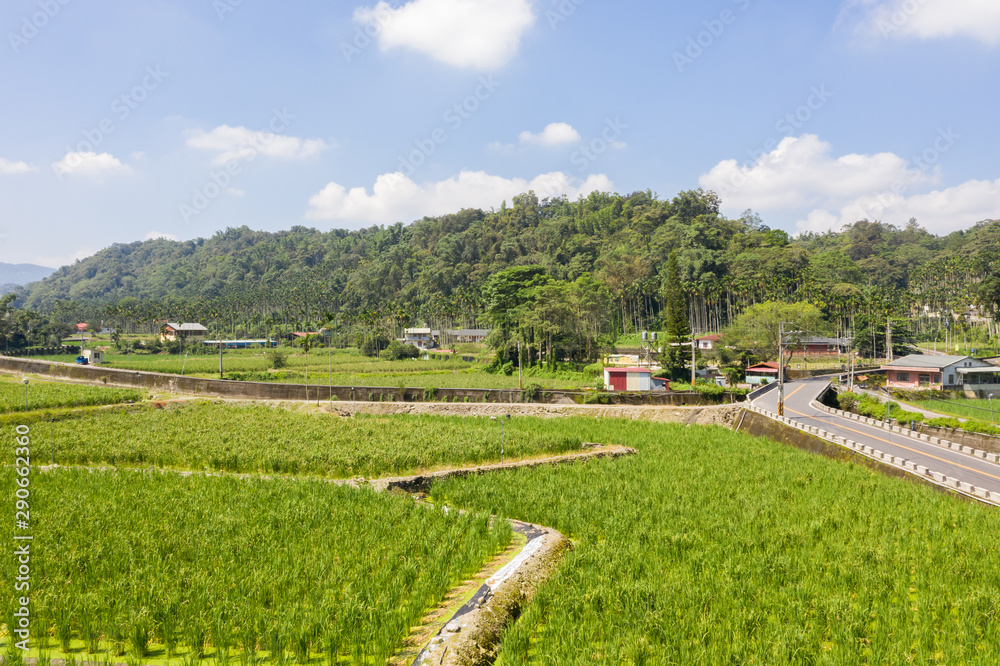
left=7, top=188, right=1000, bottom=363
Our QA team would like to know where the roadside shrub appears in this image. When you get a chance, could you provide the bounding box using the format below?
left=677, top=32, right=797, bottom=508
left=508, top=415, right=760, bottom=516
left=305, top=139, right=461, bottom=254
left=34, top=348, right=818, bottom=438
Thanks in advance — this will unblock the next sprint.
left=692, top=383, right=724, bottom=398
left=584, top=392, right=612, bottom=405
left=895, top=411, right=924, bottom=426
left=960, top=420, right=1000, bottom=436
left=837, top=392, right=860, bottom=412
left=926, top=417, right=963, bottom=429
left=522, top=383, right=541, bottom=403
left=423, top=387, right=438, bottom=401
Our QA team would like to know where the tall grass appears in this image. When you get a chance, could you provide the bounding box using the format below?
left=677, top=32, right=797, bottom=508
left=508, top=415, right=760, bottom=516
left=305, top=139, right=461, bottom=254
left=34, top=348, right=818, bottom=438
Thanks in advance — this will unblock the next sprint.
left=432, top=421, right=1000, bottom=664
left=26, top=404, right=583, bottom=477
left=0, top=469, right=511, bottom=663
left=0, top=375, right=140, bottom=413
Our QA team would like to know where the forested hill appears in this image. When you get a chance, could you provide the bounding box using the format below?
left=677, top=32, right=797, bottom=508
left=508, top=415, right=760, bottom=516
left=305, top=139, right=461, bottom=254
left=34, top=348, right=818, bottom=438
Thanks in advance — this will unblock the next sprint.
left=19, top=189, right=1000, bottom=335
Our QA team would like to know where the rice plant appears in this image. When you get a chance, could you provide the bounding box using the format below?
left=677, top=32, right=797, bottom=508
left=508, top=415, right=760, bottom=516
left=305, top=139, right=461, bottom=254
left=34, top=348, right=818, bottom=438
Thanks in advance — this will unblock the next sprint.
left=0, top=375, right=140, bottom=412
left=0, top=468, right=511, bottom=663
left=431, top=420, right=1000, bottom=664
left=29, top=404, right=583, bottom=478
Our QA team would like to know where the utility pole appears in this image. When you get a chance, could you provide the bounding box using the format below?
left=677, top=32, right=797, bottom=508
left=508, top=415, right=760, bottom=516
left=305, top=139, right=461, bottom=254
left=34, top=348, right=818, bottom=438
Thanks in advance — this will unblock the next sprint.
left=777, top=322, right=789, bottom=417
left=886, top=317, right=893, bottom=363
left=847, top=334, right=855, bottom=392
left=517, top=340, right=522, bottom=389
left=691, top=337, right=696, bottom=386
left=219, top=342, right=224, bottom=379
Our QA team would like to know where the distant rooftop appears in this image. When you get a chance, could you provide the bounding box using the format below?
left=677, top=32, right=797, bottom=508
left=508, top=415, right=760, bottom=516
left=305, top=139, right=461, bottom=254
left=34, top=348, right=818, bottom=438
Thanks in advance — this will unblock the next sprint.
left=883, top=354, right=990, bottom=369
left=165, top=322, right=207, bottom=331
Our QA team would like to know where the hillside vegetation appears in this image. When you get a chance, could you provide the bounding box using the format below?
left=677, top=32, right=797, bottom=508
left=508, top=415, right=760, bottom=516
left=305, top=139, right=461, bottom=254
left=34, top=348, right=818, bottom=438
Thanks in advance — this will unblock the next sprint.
left=14, top=189, right=1000, bottom=360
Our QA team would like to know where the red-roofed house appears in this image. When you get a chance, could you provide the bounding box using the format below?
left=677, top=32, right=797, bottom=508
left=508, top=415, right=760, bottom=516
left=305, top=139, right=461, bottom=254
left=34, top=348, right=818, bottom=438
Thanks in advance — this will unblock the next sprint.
left=745, top=362, right=789, bottom=385
left=696, top=334, right=721, bottom=350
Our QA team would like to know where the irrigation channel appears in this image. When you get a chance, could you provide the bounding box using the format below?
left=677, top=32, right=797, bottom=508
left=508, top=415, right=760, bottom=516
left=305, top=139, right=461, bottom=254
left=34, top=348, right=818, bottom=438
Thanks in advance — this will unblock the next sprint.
left=35, top=445, right=636, bottom=666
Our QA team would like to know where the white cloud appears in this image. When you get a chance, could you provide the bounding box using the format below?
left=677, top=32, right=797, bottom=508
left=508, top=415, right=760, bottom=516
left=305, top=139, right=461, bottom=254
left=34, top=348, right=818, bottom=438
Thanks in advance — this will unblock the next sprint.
left=34, top=247, right=96, bottom=268
left=145, top=231, right=179, bottom=241
left=797, top=178, right=1000, bottom=236
left=353, top=0, right=535, bottom=69
left=306, top=170, right=613, bottom=224
left=842, top=0, right=1000, bottom=45
left=518, top=122, right=582, bottom=147
left=0, top=158, right=36, bottom=174
left=186, top=125, right=329, bottom=166
left=699, top=133, right=998, bottom=236
left=699, top=134, right=935, bottom=212
left=52, top=152, right=131, bottom=181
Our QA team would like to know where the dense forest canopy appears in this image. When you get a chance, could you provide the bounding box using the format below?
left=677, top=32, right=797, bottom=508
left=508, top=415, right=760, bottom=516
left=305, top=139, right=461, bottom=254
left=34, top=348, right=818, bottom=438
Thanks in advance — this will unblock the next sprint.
left=10, top=189, right=1000, bottom=360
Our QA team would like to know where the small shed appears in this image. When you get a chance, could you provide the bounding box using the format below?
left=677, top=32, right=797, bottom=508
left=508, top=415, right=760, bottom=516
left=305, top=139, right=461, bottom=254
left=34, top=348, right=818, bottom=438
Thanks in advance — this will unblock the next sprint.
left=83, top=349, right=104, bottom=364
left=604, top=367, right=653, bottom=392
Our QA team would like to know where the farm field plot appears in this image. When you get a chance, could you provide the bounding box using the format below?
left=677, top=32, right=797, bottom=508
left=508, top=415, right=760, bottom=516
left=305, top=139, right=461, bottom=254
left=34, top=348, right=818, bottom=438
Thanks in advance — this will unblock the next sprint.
left=905, top=397, right=1000, bottom=423
left=33, top=403, right=585, bottom=477
left=0, top=469, right=511, bottom=664
left=29, top=348, right=590, bottom=389
left=0, top=375, right=141, bottom=413
left=432, top=422, right=1000, bottom=664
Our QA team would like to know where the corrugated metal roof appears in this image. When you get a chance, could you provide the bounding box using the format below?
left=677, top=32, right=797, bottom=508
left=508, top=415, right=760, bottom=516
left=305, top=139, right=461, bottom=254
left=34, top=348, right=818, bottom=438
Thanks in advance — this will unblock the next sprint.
left=799, top=336, right=850, bottom=346
left=884, top=354, right=976, bottom=369
left=606, top=367, right=653, bottom=374
left=165, top=322, right=208, bottom=331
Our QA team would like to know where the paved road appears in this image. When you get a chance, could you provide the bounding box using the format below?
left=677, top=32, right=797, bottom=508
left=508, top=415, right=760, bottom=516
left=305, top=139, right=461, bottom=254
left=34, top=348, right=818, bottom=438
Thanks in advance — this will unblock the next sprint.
left=754, top=375, right=1000, bottom=497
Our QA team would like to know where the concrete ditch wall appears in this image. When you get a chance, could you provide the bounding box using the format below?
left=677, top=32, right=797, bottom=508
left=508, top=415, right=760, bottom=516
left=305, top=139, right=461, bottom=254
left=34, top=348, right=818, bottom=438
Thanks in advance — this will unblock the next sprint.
left=0, top=356, right=740, bottom=406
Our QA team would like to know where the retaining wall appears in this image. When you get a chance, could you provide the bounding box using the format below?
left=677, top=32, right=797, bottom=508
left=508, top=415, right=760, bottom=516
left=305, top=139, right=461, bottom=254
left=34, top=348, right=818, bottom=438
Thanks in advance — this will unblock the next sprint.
left=0, top=356, right=739, bottom=406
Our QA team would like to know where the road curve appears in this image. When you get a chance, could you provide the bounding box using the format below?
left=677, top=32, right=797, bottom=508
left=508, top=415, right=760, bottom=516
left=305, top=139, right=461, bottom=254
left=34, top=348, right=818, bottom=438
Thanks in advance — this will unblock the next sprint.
left=753, top=375, right=1000, bottom=498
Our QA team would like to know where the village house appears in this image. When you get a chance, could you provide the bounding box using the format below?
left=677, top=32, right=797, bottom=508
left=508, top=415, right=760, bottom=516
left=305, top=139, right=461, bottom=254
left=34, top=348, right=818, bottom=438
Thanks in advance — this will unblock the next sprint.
left=696, top=334, right=721, bottom=350
left=745, top=362, right=789, bottom=385
left=882, top=354, right=1000, bottom=395
left=792, top=336, right=851, bottom=357
left=160, top=322, right=208, bottom=342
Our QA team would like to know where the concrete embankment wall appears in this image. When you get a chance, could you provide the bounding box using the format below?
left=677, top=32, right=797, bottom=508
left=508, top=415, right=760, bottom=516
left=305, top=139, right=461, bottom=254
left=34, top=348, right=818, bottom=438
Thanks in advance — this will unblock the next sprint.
left=913, top=426, right=1000, bottom=455
left=0, top=356, right=739, bottom=406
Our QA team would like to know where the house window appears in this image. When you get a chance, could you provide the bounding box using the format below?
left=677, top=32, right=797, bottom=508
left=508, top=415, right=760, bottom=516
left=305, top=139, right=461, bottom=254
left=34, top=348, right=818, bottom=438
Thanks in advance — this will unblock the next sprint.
left=948, top=374, right=954, bottom=385
left=919, top=374, right=930, bottom=386
left=897, top=372, right=910, bottom=382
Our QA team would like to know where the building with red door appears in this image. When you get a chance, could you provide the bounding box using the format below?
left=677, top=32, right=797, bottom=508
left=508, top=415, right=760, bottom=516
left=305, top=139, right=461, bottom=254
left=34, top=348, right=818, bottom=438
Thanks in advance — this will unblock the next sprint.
left=603, top=367, right=653, bottom=391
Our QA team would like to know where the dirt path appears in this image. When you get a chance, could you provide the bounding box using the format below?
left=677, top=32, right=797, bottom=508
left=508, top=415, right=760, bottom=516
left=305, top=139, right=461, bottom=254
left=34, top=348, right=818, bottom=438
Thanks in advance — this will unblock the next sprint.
left=323, top=399, right=745, bottom=427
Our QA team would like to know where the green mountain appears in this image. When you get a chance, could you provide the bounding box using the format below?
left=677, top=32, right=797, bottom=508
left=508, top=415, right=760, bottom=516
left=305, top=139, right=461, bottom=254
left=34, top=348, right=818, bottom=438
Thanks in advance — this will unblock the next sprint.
left=19, top=189, right=1000, bottom=343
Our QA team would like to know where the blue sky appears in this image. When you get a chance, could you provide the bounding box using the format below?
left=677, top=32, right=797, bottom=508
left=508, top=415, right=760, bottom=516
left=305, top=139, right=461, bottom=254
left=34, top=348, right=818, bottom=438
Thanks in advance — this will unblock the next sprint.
left=2, top=0, right=999, bottom=267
